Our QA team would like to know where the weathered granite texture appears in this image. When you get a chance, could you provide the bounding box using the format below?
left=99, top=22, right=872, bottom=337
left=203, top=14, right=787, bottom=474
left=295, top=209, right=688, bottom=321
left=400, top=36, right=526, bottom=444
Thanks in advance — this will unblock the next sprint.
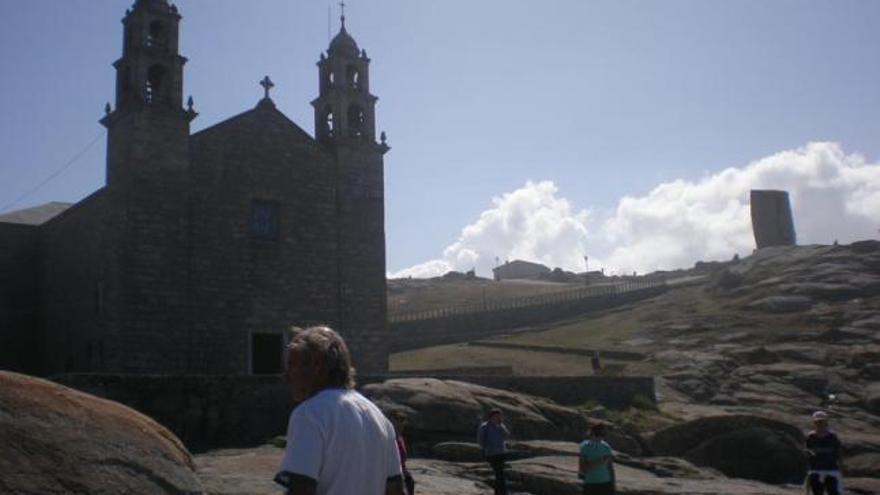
left=0, top=371, right=203, bottom=495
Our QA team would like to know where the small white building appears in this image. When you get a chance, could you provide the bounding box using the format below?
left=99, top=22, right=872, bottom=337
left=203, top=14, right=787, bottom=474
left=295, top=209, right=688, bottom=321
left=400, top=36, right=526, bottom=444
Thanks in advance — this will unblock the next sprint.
left=492, top=260, right=551, bottom=281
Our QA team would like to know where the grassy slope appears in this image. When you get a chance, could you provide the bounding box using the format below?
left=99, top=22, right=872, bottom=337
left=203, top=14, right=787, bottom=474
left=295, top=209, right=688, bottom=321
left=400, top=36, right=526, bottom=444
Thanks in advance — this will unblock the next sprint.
left=390, top=281, right=825, bottom=376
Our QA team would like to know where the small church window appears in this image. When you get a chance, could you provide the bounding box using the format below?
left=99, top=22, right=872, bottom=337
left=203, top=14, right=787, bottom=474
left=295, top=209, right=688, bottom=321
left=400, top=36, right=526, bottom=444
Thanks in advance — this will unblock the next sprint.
left=145, top=64, right=165, bottom=104
left=328, top=70, right=335, bottom=86
left=324, top=106, right=335, bottom=137
left=347, top=65, right=360, bottom=90
left=348, top=104, right=366, bottom=138
left=146, top=20, right=166, bottom=48
left=251, top=333, right=283, bottom=374
left=249, top=199, right=280, bottom=240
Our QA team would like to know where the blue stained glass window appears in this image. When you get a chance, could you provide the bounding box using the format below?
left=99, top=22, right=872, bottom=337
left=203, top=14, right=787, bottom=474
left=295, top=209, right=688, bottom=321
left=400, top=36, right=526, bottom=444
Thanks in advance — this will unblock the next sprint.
left=249, top=200, right=279, bottom=240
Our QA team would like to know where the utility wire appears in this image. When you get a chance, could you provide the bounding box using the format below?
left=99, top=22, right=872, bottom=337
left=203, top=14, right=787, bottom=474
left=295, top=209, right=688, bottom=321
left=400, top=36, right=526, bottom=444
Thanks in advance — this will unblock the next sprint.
left=0, top=130, right=105, bottom=214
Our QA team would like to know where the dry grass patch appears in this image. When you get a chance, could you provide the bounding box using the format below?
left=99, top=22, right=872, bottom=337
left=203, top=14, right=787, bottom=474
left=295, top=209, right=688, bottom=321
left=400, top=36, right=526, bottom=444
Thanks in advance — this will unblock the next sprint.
left=390, top=343, right=599, bottom=376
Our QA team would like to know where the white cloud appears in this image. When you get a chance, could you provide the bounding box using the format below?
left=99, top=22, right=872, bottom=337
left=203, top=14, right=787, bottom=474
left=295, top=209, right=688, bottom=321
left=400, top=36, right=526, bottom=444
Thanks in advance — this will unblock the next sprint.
left=391, top=142, right=880, bottom=278
left=390, top=181, right=591, bottom=278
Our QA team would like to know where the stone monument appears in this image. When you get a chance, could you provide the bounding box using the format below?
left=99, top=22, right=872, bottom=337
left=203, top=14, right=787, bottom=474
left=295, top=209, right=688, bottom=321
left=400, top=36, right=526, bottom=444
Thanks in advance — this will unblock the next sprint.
left=750, top=190, right=796, bottom=248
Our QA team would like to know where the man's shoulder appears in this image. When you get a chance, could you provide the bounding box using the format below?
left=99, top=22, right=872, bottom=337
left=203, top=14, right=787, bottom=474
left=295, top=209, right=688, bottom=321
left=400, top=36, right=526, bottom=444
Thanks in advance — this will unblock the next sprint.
left=294, top=388, right=347, bottom=416
left=580, top=440, right=610, bottom=451
left=339, top=389, right=385, bottom=414
left=340, top=389, right=374, bottom=406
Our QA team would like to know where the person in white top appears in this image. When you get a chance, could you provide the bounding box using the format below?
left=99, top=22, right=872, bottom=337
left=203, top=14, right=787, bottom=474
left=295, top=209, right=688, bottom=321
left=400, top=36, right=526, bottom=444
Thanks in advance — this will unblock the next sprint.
left=274, top=326, right=404, bottom=495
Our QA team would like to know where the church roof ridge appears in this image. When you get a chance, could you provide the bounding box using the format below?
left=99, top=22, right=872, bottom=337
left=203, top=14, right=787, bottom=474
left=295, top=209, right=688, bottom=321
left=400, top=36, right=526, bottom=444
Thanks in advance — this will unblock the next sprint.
left=190, top=103, right=319, bottom=149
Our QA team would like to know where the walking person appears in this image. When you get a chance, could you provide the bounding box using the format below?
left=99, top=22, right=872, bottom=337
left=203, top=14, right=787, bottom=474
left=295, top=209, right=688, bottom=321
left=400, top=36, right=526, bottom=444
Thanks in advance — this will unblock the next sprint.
left=591, top=351, right=602, bottom=374
left=477, top=409, right=510, bottom=495
left=274, top=326, right=405, bottom=495
left=578, top=423, right=615, bottom=495
left=389, top=410, right=416, bottom=495
left=805, top=411, right=844, bottom=495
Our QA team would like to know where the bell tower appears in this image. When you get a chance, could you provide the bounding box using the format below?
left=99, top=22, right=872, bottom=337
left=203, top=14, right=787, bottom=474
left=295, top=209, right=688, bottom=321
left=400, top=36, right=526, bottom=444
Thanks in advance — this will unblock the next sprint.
left=311, top=12, right=377, bottom=143
left=101, top=0, right=196, bottom=187
left=94, top=0, right=196, bottom=373
left=312, top=8, right=391, bottom=373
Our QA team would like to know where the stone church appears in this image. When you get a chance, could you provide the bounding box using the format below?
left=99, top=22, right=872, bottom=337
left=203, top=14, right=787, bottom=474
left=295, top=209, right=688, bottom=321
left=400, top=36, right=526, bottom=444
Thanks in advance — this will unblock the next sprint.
left=0, top=0, right=389, bottom=375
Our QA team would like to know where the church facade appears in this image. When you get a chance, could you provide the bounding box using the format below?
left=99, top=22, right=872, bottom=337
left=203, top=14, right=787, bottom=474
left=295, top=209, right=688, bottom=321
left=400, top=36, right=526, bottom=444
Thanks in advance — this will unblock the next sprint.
left=0, top=0, right=389, bottom=375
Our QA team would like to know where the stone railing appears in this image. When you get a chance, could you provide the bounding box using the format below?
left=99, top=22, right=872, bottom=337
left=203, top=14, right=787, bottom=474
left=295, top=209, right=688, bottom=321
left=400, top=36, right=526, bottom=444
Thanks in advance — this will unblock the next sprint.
left=389, top=280, right=664, bottom=323
left=389, top=281, right=669, bottom=352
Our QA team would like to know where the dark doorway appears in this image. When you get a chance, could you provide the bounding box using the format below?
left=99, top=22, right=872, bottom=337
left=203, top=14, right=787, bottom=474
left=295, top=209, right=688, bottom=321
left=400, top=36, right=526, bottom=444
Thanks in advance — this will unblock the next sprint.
left=251, top=333, right=282, bottom=374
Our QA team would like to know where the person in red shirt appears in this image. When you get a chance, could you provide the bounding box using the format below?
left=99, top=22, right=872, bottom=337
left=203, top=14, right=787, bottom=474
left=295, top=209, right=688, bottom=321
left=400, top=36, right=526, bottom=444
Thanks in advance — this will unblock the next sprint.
left=389, top=410, right=415, bottom=495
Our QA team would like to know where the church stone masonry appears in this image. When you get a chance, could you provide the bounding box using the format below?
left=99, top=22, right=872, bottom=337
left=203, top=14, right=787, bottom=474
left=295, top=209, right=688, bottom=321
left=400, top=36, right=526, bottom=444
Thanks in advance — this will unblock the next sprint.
left=0, top=0, right=389, bottom=375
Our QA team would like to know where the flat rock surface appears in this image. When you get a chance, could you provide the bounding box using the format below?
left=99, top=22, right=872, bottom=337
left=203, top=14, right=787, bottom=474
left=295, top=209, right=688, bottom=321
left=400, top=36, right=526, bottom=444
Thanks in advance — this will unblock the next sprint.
left=0, top=371, right=203, bottom=495
left=195, top=446, right=281, bottom=495
left=506, top=456, right=801, bottom=495
left=194, top=445, right=803, bottom=495
left=195, top=446, right=496, bottom=495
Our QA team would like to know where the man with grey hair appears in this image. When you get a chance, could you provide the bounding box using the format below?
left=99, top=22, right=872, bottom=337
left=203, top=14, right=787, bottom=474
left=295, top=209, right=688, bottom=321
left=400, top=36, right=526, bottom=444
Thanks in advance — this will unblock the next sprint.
left=274, top=326, right=404, bottom=495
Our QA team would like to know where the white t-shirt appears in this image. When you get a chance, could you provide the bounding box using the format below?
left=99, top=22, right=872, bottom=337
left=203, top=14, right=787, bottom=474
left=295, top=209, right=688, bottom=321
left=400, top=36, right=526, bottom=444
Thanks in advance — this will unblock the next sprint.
left=276, top=388, right=402, bottom=495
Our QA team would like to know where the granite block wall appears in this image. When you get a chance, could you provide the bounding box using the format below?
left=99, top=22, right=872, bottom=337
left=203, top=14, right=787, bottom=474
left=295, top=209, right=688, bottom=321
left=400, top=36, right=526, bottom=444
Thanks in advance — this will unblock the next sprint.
left=187, top=105, right=342, bottom=373
left=0, top=223, right=42, bottom=373
left=40, top=190, right=121, bottom=374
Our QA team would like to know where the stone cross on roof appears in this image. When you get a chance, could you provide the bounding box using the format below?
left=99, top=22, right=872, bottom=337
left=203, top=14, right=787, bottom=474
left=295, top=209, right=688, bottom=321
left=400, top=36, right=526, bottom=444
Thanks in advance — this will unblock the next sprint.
left=259, top=76, right=274, bottom=99
left=339, top=1, right=347, bottom=27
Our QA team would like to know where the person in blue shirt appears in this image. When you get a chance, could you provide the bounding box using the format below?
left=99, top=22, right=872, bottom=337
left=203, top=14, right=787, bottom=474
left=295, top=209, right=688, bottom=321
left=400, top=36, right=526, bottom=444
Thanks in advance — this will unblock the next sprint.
left=477, top=409, right=510, bottom=495
left=578, top=423, right=615, bottom=495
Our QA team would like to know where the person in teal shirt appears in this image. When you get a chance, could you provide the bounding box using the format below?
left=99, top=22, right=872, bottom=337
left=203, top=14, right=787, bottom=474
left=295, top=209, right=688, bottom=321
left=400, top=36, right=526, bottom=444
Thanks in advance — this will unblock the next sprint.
left=578, top=423, right=615, bottom=495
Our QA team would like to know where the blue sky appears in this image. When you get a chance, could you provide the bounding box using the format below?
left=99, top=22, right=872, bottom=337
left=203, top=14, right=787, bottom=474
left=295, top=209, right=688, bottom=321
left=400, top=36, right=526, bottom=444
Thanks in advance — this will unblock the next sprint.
left=1, top=1, right=879, bottom=276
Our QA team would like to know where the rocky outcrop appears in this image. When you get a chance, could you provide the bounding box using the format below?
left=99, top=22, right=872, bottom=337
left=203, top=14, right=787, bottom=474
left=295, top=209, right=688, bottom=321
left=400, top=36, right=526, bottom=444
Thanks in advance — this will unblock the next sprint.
left=505, top=456, right=799, bottom=495
left=648, top=415, right=805, bottom=483
left=0, top=371, right=204, bottom=495
left=363, top=378, right=647, bottom=456
left=865, top=382, right=880, bottom=415
left=362, top=378, right=591, bottom=447
left=746, top=295, right=813, bottom=313
left=432, top=442, right=484, bottom=462
left=848, top=477, right=880, bottom=495
left=715, top=243, right=880, bottom=302
left=848, top=452, right=880, bottom=478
